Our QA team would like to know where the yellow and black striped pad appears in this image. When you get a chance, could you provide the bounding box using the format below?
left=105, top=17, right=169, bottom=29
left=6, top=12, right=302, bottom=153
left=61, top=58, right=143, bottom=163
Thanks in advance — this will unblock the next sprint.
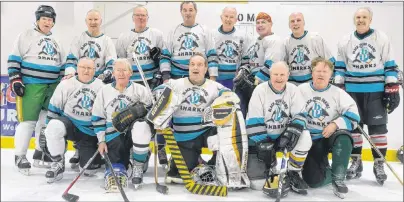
left=162, top=129, right=228, bottom=197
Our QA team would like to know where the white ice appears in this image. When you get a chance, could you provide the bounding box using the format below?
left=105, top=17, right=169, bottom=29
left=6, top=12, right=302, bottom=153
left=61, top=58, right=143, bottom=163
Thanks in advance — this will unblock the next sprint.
left=1, top=149, right=403, bottom=201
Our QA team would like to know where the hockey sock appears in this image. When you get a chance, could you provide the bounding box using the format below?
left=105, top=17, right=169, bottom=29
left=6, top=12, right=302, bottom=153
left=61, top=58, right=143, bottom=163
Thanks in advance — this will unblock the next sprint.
left=331, top=135, right=353, bottom=181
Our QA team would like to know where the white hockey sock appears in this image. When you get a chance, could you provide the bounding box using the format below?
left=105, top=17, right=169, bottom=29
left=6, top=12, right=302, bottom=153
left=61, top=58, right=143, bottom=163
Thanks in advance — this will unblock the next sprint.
left=14, top=121, right=36, bottom=156
left=45, top=119, right=67, bottom=157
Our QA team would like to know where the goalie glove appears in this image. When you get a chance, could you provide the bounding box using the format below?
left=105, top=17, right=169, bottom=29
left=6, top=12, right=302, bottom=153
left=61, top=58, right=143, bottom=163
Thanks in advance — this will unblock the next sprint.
left=98, top=69, right=113, bottom=84
left=233, top=65, right=255, bottom=100
left=112, top=102, right=148, bottom=133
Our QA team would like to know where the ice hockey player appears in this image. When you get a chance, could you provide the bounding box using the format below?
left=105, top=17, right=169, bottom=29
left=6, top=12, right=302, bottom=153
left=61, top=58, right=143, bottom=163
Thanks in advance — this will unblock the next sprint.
left=160, top=1, right=218, bottom=81
left=94, top=58, right=153, bottom=191
left=334, top=7, right=400, bottom=185
left=42, top=58, right=104, bottom=183
left=9, top=5, right=66, bottom=174
left=284, top=12, right=335, bottom=85
left=148, top=53, right=248, bottom=188
left=300, top=57, right=360, bottom=199
left=246, top=61, right=312, bottom=198
left=233, top=12, right=283, bottom=118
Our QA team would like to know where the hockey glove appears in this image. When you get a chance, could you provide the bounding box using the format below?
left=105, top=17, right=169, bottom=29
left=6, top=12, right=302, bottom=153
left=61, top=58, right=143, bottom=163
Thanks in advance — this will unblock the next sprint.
left=383, top=83, right=400, bottom=114
left=98, top=70, right=113, bottom=84
left=162, top=71, right=171, bottom=83
left=233, top=65, right=255, bottom=99
left=149, top=71, right=163, bottom=90
left=278, top=122, right=304, bottom=152
left=150, top=47, right=161, bottom=67
left=11, top=79, right=25, bottom=97
left=255, top=140, right=277, bottom=168
left=112, top=102, right=148, bottom=133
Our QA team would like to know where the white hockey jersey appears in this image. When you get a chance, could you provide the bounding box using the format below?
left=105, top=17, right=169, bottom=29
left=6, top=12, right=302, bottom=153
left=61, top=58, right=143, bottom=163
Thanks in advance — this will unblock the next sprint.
left=284, top=31, right=335, bottom=84
left=213, top=26, right=253, bottom=81
left=92, top=82, right=152, bottom=143
left=116, top=28, right=166, bottom=82
left=47, top=77, right=104, bottom=135
left=161, top=24, right=218, bottom=78
left=334, top=29, right=399, bottom=93
left=246, top=82, right=307, bottom=142
left=7, top=28, right=66, bottom=84
left=244, top=34, right=284, bottom=82
left=155, top=78, right=230, bottom=142
left=65, top=31, right=117, bottom=77
left=298, top=82, right=360, bottom=140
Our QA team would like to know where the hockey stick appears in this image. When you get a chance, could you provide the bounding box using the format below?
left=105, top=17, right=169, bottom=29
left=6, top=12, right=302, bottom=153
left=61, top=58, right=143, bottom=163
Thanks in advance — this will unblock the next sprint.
left=62, top=150, right=99, bottom=202
left=162, top=130, right=228, bottom=197
left=132, top=52, right=169, bottom=194
left=102, top=153, right=130, bottom=202
left=357, top=125, right=403, bottom=186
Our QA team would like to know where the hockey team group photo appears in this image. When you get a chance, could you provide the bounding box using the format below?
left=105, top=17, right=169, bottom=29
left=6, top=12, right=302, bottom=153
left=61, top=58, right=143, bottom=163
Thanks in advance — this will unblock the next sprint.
left=0, top=1, right=403, bottom=201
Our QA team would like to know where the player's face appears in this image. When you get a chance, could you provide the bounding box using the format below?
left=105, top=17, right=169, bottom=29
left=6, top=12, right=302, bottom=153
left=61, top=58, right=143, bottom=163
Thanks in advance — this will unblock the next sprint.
left=37, top=17, right=54, bottom=34
left=77, top=59, right=95, bottom=83
left=113, top=62, right=132, bottom=86
left=189, top=55, right=207, bottom=83
left=270, top=65, right=289, bottom=90
left=181, top=3, right=197, bottom=24
left=256, top=19, right=272, bottom=37
left=221, top=8, right=237, bottom=29
left=86, top=12, right=102, bottom=33
left=312, top=62, right=332, bottom=87
left=289, top=13, right=305, bottom=36
left=133, top=8, right=148, bottom=29
left=354, top=9, right=372, bottom=33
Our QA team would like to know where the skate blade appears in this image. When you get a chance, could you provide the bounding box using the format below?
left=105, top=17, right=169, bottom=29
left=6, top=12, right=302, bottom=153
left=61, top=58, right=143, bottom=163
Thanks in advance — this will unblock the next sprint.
left=18, top=168, right=30, bottom=176
left=376, top=179, right=385, bottom=186
left=71, top=163, right=79, bottom=170
left=165, top=177, right=184, bottom=184
left=346, top=172, right=362, bottom=180
left=132, top=183, right=142, bottom=190
left=33, top=160, right=51, bottom=169
left=291, top=186, right=308, bottom=195
left=333, top=190, right=346, bottom=199
left=47, top=173, right=63, bottom=184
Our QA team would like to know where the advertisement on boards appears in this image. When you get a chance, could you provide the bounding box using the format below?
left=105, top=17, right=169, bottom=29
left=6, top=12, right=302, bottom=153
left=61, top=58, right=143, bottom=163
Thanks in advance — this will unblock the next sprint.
left=1, top=75, right=18, bottom=136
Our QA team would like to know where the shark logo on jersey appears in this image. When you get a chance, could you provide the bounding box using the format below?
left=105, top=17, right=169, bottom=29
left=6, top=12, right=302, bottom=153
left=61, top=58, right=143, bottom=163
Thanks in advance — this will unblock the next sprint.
left=185, top=91, right=207, bottom=106
left=136, top=40, right=150, bottom=55
left=72, top=88, right=97, bottom=117
left=246, top=42, right=259, bottom=67
left=352, top=43, right=377, bottom=69
left=178, top=33, right=200, bottom=52
left=129, top=37, right=152, bottom=61
left=83, top=44, right=100, bottom=59
left=114, top=99, right=128, bottom=112
left=290, top=45, right=310, bottom=66
left=266, top=99, right=289, bottom=130
left=38, top=38, right=59, bottom=61
left=305, top=97, right=330, bottom=123
left=80, top=41, right=102, bottom=67
left=180, top=87, right=208, bottom=112
left=218, top=40, right=240, bottom=61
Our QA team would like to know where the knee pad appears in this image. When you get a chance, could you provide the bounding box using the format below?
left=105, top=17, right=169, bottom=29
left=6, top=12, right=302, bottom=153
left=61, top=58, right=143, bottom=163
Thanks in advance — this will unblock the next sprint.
left=292, top=130, right=312, bottom=152
left=329, top=130, right=353, bottom=148
left=131, top=121, right=152, bottom=145
left=45, top=119, right=67, bottom=140
left=368, top=124, right=388, bottom=135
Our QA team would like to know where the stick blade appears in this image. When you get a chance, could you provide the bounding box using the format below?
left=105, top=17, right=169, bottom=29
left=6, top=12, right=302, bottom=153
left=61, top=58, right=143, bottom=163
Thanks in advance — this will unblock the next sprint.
left=62, top=193, right=79, bottom=202
left=156, top=184, right=169, bottom=194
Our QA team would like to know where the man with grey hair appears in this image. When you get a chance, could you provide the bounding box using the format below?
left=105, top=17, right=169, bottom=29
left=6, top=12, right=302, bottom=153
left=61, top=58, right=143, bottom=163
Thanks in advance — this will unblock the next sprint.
left=246, top=61, right=311, bottom=197
left=161, top=1, right=218, bottom=81
left=334, top=7, right=400, bottom=185
left=283, top=12, right=335, bottom=85
left=64, top=9, right=117, bottom=169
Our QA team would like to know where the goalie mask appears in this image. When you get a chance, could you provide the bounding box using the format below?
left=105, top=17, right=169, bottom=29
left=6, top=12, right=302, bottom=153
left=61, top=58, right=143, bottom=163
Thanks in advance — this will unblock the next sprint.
left=191, top=164, right=221, bottom=186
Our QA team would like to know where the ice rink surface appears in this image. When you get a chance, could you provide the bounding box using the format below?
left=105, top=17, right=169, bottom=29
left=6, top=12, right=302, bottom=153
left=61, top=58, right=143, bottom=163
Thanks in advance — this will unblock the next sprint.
left=1, top=149, right=403, bottom=201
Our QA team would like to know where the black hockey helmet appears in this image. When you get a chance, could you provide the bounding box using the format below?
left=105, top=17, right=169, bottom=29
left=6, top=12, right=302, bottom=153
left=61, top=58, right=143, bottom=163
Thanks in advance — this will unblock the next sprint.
left=35, top=5, right=56, bottom=23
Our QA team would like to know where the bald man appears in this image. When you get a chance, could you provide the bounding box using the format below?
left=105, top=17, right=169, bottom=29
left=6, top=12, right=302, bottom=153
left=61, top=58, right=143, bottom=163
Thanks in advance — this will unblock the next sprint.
left=64, top=9, right=117, bottom=168
left=246, top=61, right=312, bottom=197
left=283, top=12, right=335, bottom=85
left=212, top=7, right=252, bottom=89
left=335, top=7, right=400, bottom=185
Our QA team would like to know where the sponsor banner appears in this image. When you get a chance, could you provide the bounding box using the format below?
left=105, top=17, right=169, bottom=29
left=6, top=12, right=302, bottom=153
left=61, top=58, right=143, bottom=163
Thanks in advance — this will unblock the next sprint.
left=1, top=75, right=18, bottom=136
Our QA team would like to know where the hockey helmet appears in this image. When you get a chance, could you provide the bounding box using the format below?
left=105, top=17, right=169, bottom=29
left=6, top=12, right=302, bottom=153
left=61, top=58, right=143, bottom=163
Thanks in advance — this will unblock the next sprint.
left=35, top=5, right=56, bottom=23
left=191, top=164, right=220, bottom=186
left=397, top=145, right=404, bottom=164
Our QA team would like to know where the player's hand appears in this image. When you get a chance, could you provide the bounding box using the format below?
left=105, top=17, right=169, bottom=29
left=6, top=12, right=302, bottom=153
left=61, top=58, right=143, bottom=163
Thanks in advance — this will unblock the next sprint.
left=163, top=79, right=169, bottom=83
left=62, top=74, right=74, bottom=81
left=322, top=122, right=338, bottom=138
left=98, top=142, right=108, bottom=156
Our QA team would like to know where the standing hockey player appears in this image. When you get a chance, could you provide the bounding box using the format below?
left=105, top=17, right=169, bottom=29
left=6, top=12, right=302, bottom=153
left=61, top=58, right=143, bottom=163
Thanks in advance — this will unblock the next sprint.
left=212, top=7, right=251, bottom=89
left=246, top=61, right=312, bottom=197
left=9, top=5, right=66, bottom=174
left=300, top=57, right=360, bottom=198
left=116, top=5, right=168, bottom=167
left=284, top=12, right=335, bottom=85
left=161, top=1, right=218, bottom=81
left=234, top=12, right=284, bottom=118
left=94, top=58, right=153, bottom=190
left=43, top=58, right=104, bottom=183
left=149, top=53, right=248, bottom=188
left=334, top=7, right=400, bottom=185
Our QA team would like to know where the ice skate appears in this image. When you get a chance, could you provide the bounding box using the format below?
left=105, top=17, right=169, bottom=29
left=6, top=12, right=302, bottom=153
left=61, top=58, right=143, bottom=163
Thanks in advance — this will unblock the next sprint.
left=373, top=158, right=387, bottom=185
left=15, top=155, right=31, bottom=176
left=346, top=155, right=363, bottom=180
